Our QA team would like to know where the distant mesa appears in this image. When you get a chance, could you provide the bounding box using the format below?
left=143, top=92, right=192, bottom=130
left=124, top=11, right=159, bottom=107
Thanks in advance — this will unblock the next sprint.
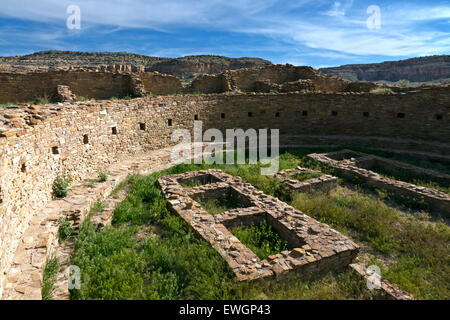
left=0, top=50, right=272, bottom=80
left=319, top=55, right=450, bottom=84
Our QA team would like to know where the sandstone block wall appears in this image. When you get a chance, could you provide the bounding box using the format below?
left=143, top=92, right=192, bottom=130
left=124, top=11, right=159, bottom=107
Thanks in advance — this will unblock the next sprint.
left=139, top=72, right=183, bottom=95
left=0, top=71, right=134, bottom=103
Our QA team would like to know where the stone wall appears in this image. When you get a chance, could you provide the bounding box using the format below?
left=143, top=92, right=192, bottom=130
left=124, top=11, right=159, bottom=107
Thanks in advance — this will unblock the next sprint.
left=0, top=71, right=134, bottom=103
left=0, top=86, right=449, bottom=298
left=139, top=72, right=183, bottom=95
left=0, top=65, right=414, bottom=105
left=189, top=73, right=231, bottom=93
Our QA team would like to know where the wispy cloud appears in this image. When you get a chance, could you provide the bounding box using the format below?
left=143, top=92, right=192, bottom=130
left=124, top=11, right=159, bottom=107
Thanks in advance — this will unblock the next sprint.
left=0, top=0, right=448, bottom=65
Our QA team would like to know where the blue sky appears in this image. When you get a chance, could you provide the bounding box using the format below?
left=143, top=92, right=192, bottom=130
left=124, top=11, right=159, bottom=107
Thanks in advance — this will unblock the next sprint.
left=0, top=0, right=448, bottom=68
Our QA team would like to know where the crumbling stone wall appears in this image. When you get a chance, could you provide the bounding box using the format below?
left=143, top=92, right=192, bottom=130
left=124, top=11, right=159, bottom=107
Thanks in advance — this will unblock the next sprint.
left=0, top=65, right=401, bottom=105
left=189, top=73, right=231, bottom=93
left=139, top=72, right=182, bottom=95
left=228, top=65, right=349, bottom=92
left=0, top=71, right=134, bottom=103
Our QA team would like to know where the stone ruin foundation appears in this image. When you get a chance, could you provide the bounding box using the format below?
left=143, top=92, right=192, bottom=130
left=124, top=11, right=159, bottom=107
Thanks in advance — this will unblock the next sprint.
left=158, top=169, right=359, bottom=282
left=273, top=167, right=338, bottom=193
left=307, top=150, right=450, bottom=216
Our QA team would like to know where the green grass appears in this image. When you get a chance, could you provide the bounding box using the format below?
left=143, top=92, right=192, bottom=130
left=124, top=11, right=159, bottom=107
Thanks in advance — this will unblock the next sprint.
left=41, top=256, right=60, bottom=300
left=0, top=102, right=13, bottom=108
left=291, top=187, right=450, bottom=299
left=69, top=148, right=449, bottom=300
left=195, top=193, right=241, bottom=216
left=70, top=163, right=378, bottom=300
left=180, top=180, right=204, bottom=188
left=229, top=219, right=291, bottom=260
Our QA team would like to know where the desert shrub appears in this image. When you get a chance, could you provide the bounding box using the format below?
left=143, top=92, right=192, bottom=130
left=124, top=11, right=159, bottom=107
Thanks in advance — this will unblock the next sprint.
left=58, top=217, right=74, bottom=242
left=52, top=172, right=73, bottom=198
left=97, top=168, right=110, bottom=182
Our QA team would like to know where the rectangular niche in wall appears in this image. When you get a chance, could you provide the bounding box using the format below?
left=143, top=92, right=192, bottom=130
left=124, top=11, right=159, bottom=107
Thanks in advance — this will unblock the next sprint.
left=194, top=115, right=199, bottom=120
left=52, top=146, right=59, bottom=155
left=168, top=119, right=173, bottom=126
left=139, top=123, right=146, bottom=130
left=112, top=127, right=118, bottom=135
left=83, top=134, right=89, bottom=144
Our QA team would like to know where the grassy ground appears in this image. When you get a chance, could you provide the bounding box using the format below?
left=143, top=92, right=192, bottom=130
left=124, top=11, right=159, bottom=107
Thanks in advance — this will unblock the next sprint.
left=70, top=148, right=450, bottom=300
left=229, top=219, right=291, bottom=260
left=196, top=194, right=240, bottom=216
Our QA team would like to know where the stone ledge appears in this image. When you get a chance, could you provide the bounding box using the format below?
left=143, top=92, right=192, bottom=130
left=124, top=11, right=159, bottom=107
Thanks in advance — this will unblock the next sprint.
left=273, top=167, right=338, bottom=193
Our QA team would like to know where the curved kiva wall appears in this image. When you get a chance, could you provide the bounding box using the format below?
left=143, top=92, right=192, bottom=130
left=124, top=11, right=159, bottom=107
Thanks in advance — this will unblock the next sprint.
left=0, top=87, right=449, bottom=297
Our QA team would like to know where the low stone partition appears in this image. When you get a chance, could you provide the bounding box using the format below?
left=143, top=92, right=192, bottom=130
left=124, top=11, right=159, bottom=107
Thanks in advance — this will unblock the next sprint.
left=158, top=169, right=359, bottom=282
left=273, top=167, right=338, bottom=193
left=349, top=264, right=414, bottom=300
left=307, top=150, right=450, bottom=216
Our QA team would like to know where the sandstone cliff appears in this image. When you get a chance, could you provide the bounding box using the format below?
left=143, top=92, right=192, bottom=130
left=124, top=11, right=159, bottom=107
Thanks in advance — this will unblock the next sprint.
left=0, top=51, right=272, bottom=79
left=319, top=55, right=450, bottom=83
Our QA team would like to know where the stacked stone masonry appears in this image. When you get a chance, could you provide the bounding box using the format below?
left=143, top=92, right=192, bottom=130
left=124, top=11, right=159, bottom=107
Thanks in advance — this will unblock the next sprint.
left=307, top=150, right=450, bottom=216
left=2, top=64, right=443, bottom=104
left=158, top=170, right=359, bottom=281
left=273, top=167, right=338, bottom=193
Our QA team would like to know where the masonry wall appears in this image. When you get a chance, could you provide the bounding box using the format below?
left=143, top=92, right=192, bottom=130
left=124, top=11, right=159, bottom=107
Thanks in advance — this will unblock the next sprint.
left=0, top=87, right=449, bottom=297
left=0, top=71, right=134, bottom=103
left=139, top=72, right=183, bottom=95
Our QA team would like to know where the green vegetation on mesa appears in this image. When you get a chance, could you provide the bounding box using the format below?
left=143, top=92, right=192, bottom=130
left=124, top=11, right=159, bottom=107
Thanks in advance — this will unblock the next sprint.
left=70, top=147, right=450, bottom=300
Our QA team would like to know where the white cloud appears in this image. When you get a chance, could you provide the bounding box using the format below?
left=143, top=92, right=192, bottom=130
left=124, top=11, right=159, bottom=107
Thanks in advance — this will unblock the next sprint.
left=0, top=0, right=448, bottom=58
